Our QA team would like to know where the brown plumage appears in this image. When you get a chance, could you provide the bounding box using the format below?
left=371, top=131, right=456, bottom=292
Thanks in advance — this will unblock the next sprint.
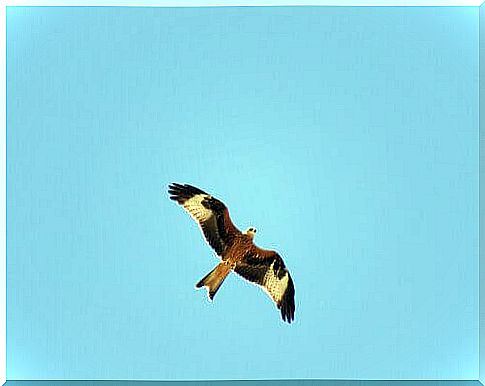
left=168, top=183, right=295, bottom=323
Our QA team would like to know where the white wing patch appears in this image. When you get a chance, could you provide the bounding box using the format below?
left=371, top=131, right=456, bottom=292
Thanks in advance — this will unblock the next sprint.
left=182, top=194, right=213, bottom=223
left=169, top=183, right=230, bottom=257
left=261, top=262, right=290, bottom=305
left=234, top=256, right=295, bottom=323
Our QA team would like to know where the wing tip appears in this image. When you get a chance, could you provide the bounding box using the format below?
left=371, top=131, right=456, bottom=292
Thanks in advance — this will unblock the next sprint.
left=281, top=305, right=295, bottom=324
left=280, top=277, right=295, bottom=324
left=167, top=183, right=207, bottom=203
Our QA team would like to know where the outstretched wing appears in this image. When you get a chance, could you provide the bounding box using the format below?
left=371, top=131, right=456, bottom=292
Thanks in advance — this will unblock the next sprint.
left=168, top=183, right=241, bottom=256
left=234, top=247, right=295, bottom=323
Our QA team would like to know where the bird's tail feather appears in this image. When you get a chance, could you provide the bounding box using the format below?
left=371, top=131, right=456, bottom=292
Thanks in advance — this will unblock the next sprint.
left=196, top=262, right=231, bottom=300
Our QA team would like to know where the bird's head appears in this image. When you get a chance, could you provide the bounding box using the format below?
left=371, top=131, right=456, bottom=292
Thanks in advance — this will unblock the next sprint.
left=244, top=227, right=257, bottom=239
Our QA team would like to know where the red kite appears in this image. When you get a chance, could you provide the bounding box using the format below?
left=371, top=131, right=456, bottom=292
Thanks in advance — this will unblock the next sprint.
left=168, top=183, right=295, bottom=323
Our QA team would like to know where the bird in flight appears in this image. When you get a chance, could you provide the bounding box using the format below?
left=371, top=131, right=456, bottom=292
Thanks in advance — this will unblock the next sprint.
left=168, top=183, right=295, bottom=323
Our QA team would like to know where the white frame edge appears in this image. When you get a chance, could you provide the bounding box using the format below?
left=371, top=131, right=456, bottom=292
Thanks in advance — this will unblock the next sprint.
left=1, top=3, right=6, bottom=385
left=2, top=1, right=482, bottom=385
left=3, top=0, right=485, bottom=6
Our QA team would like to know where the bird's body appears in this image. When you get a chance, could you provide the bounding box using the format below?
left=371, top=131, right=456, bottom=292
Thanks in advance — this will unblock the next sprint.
left=168, top=183, right=295, bottom=323
left=221, top=231, right=254, bottom=265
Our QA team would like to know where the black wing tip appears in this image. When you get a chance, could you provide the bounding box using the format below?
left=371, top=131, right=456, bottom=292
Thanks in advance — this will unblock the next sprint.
left=281, top=303, right=295, bottom=324
left=167, top=183, right=208, bottom=203
left=280, top=278, right=295, bottom=324
left=281, top=304, right=295, bottom=323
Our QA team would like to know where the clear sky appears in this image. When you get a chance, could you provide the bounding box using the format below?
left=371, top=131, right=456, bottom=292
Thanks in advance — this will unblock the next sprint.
left=7, top=5, right=478, bottom=381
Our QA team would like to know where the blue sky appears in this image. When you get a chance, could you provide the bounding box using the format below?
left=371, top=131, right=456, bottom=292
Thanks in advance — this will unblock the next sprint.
left=7, top=5, right=478, bottom=380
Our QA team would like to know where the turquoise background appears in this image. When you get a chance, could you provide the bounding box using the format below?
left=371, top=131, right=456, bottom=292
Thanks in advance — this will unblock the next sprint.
left=7, top=6, right=479, bottom=380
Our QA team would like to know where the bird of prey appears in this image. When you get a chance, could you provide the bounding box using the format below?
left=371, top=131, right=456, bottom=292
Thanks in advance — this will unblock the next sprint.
left=168, top=183, right=295, bottom=323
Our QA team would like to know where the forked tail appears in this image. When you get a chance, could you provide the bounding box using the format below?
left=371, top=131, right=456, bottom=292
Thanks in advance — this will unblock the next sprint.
left=196, top=262, right=232, bottom=300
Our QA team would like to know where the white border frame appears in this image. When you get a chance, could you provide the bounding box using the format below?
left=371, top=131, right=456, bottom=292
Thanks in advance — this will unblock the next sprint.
left=3, top=1, right=484, bottom=5
left=2, top=3, right=6, bottom=385
left=1, top=2, right=481, bottom=385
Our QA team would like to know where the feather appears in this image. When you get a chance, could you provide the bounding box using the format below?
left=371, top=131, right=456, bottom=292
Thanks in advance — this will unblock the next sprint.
left=168, top=183, right=295, bottom=323
left=235, top=249, right=295, bottom=323
left=168, top=183, right=240, bottom=256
